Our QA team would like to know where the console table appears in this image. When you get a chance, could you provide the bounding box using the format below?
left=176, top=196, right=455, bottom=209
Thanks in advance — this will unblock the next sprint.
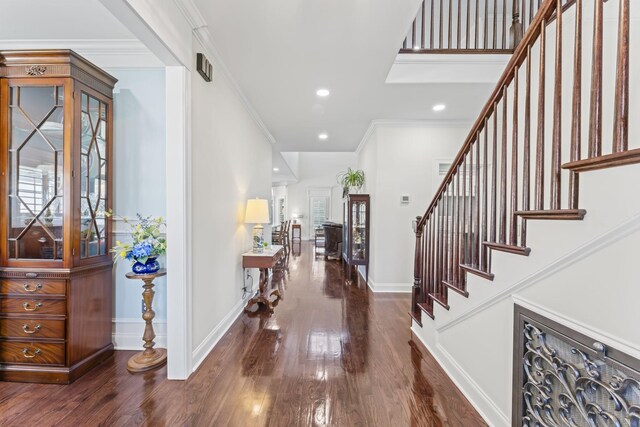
left=242, top=246, right=285, bottom=312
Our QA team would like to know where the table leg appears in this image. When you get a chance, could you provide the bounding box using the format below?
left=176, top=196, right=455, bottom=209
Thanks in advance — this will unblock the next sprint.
left=127, top=278, right=167, bottom=373
left=244, top=268, right=275, bottom=312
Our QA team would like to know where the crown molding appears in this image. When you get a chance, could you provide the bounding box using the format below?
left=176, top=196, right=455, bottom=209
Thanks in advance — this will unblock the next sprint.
left=174, top=0, right=277, bottom=146
left=173, top=0, right=207, bottom=29
left=355, top=119, right=472, bottom=154
left=355, top=121, right=378, bottom=155
left=0, top=38, right=146, bottom=53
left=0, top=39, right=163, bottom=68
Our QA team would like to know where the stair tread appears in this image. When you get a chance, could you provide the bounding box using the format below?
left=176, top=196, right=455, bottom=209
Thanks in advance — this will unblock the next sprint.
left=442, top=280, right=469, bottom=297
left=460, top=264, right=495, bottom=281
left=515, top=209, right=586, bottom=220
left=428, top=292, right=450, bottom=310
left=409, top=309, right=424, bottom=326
left=483, top=241, right=531, bottom=256
left=417, top=302, right=434, bottom=319
left=563, top=148, right=640, bottom=172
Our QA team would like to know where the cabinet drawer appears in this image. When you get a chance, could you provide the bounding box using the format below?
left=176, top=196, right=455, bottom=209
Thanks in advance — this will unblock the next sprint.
left=0, top=279, right=66, bottom=296
left=0, top=341, right=65, bottom=365
left=0, top=318, right=65, bottom=339
left=0, top=298, right=65, bottom=315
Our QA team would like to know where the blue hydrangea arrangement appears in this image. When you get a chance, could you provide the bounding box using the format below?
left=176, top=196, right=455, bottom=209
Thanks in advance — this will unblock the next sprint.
left=107, top=212, right=167, bottom=265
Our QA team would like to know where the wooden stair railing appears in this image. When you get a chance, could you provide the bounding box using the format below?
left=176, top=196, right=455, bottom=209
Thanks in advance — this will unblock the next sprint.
left=411, top=0, right=634, bottom=325
left=401, top=0, right=543, bottom=53
left=400, top=0, right=578, bottom=54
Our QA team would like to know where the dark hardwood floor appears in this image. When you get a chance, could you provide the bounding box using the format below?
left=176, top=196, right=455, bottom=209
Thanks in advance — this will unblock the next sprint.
left=0, top=243, right=486, bottom=426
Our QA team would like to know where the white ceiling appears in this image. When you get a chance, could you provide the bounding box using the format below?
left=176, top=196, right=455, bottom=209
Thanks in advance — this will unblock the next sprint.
left=194, top=0, right=495, bottom=152
left=0, top=0, right=134, bottom=40
left=0, top=0, right=497, bottom=156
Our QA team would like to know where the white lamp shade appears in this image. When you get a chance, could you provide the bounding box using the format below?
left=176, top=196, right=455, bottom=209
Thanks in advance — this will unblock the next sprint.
left=244, top=198, right=270, bottom=224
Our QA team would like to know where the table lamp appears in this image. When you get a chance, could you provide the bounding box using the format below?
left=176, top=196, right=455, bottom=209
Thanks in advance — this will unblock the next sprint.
left=245, top=198, right=270, bottom=252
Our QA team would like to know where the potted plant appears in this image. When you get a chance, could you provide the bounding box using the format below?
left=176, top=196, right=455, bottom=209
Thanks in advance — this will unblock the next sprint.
left=337, top=168, right=365, bottom=198
left=107, top=212, right=167, bottom=275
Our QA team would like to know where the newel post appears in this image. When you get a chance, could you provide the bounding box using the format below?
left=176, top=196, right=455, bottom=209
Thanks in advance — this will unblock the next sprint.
left=412, top=216, right=424, bottom=313
left=510, top=0, right=523, bottom=49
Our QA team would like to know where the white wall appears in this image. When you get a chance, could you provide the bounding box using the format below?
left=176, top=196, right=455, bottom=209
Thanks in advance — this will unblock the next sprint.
left=190, top=36, right=272, bottom=369
left=108, top=68, right=168, bottom=348
left=286, top=152, right=358, bottom=240
left=357, top=123, right=470, bottom=291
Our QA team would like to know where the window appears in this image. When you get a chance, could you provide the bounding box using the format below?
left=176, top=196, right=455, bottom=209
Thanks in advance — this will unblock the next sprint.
left=310, top=197, right=329, bottom=230
left=308, top=188, right=332, bottom=232
left=278, top=198, right=286, bottom=223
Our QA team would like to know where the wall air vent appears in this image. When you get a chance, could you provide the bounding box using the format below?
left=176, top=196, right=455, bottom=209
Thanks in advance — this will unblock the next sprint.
left=196, top=53, right=213, bottom=82
left=513, top=305, right=640, bottom=427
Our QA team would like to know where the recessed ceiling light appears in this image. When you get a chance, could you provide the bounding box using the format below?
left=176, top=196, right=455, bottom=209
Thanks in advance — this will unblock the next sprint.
left=316, top=88, right=330, bottom=97
left=318, top=133, right=328, bottom=140
left=433, top=104, right=446, bottom=112
left=273, top=167, right=280, bottom=172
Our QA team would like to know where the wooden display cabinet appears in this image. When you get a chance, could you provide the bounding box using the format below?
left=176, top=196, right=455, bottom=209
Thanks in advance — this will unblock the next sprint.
left=0, top=51, right=116, bottom=383
left=342, top=194, right=370, bottom=283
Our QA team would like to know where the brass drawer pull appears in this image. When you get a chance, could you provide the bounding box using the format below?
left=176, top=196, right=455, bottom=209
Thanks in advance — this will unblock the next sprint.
left=22, top=324, right=42, bottom=334
left=22, top=302, right=43, bottom=312
left=23, top=283, right=43, bottom=292
left=22, top=348, right=42, bottom=358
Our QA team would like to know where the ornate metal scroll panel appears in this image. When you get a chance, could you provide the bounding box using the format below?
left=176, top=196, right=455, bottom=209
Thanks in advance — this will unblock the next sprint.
left=513, top=305, right=640, bottom=427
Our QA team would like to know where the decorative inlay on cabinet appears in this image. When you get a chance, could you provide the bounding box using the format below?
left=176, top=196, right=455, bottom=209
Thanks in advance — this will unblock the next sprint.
left=0, top=50, right=116, bottom=383
left=25, top=65, right=47, bottom=76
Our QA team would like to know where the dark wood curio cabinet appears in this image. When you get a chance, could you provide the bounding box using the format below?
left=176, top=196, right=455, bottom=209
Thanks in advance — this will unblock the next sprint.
left=342, top=194, right=370, bottom=281
left=0, top=51, right=116, bottom=383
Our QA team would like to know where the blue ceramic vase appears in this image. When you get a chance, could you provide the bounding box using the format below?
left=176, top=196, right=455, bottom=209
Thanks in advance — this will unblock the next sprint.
left=132, top=257, right=160, bottom=275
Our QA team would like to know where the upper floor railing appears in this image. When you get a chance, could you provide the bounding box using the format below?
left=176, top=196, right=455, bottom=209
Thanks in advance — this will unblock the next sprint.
left=411, top=0, right=635, bottom=322
left=400, top=0, right=569, bottom=53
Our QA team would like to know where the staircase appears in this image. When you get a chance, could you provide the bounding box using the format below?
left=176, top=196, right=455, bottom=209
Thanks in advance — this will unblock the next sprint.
left=409, top=0, right=638, bottom=424
left=411, top=0, right=634, bottom=324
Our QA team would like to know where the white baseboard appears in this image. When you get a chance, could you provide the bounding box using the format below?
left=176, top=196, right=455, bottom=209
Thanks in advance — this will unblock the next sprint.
left=355, top=267, right=411, bottom=293
left=191, top=298, right=246, bottom=373
left=113, top=318, right=167, bottom=350
left=411, top=325, right=510, bottom=427
left=366, top=277, right=412, bottom=293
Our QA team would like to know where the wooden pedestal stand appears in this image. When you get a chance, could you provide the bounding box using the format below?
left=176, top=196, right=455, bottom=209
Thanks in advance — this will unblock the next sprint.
left=125, top=269, right=167, bottom=373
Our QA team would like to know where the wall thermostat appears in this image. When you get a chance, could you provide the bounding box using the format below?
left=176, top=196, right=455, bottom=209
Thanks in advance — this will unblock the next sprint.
left=401, top=194, right=410, bottom=204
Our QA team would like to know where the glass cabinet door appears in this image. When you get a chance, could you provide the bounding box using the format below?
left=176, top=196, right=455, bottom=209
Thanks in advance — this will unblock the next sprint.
left=343, top=200, right=348, bottom=258
left=7, top=85, right=65, bottom=260
left=79, top=91, right=109, bottom=259
left=351, top=201, right=367, bottom=261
